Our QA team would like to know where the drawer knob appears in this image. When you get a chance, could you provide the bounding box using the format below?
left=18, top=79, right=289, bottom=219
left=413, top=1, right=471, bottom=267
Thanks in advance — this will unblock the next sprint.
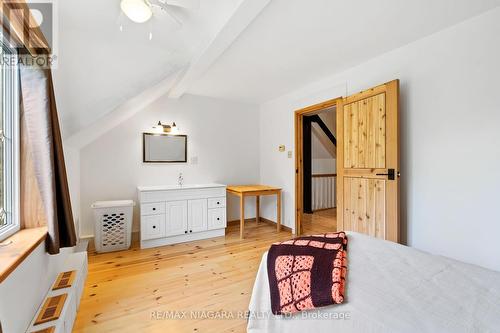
left=152, top=226, right=156, bottom=229
left=217, top=218, right=220, bottom=221
left=217, top=202, right=220, bottom=205
left=153, top=208, right=156, bottom=211
left=190, top=230, right=193, bottom=233
left=185, top=231, right=188, bottom=234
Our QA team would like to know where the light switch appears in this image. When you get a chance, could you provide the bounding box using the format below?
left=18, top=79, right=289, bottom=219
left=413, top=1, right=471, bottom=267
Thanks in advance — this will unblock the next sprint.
left=287, top=151, right=293, bottom=158
left=279, top=145, right=286, bottom=152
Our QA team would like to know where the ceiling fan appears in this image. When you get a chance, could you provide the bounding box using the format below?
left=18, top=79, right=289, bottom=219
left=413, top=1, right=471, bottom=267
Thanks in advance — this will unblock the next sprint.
left=120, top=0, right=199, bottom=25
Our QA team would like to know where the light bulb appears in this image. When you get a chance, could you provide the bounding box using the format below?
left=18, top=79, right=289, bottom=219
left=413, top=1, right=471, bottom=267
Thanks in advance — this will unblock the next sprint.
left=120, top=0, right=153, bottom=23
left=171, top=123, right=179, bottom=134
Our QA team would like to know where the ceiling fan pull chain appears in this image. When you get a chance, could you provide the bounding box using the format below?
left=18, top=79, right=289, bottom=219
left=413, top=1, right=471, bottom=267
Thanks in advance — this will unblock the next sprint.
left=149, top=19, right=153, bottom=40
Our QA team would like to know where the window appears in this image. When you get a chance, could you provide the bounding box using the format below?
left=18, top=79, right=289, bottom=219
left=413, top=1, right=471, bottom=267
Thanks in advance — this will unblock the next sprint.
left=0, top=38, right=20, bottom=241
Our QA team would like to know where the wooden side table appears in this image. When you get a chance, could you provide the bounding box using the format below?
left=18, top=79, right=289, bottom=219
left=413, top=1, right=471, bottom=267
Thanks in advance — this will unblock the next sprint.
left=226, top=185, right=282, bottom=239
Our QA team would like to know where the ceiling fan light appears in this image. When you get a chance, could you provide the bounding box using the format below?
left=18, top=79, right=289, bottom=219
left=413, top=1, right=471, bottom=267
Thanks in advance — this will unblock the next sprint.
left=120, top=0, right=153, bottom=23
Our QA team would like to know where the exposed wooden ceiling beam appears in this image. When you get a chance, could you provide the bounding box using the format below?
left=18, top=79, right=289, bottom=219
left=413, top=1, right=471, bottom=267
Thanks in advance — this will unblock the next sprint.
left=168, top=0, right=271, bottom=98
left=66, top=68, right=185, bottom=149
left=65, top=0, right=271, bottom=149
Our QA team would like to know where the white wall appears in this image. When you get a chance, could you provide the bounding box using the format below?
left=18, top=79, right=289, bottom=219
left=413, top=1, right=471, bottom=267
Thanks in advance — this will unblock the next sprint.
left=259, top=7, right=500, bottom=272
left=79, top=94, right=260, bottom=237
left=64, top=146, right=81, bottom=238
left=312, top=109, right=336, bottom=175
left=312, top=159, right=335, bottom=174
left=0, top=244, right=71, bottom=333
left=311, top=126, right=336, bottom=175
left=311, top=129, right=333, bottom=159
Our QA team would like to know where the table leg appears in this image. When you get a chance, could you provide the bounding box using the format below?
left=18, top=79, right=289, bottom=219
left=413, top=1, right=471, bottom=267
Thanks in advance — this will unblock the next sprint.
left=256, top=196, right=260, bottom=224
left=277, top=191, right=281, bottom=232
left=240, top=195, right=245, bottom=239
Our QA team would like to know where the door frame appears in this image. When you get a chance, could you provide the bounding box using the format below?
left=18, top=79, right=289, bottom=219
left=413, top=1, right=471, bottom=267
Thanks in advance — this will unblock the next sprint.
left=294, top=98, right=341, bottom=235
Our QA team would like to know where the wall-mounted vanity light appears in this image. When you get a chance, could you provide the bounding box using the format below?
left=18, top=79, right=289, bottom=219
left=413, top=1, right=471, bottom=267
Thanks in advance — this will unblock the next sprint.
left=144, top=122, right=186, bottom=163
left=153, top=121, right=179, bottom=134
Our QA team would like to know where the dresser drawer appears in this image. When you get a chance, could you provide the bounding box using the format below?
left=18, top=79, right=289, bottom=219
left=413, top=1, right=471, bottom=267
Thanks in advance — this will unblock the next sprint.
left=141, top=202, right=165, bottom=215
left=141, top=215, right=166, bottom=240
left=208, top=208, right=226, bottom=230
left=208, top=197, right=226, bottom=209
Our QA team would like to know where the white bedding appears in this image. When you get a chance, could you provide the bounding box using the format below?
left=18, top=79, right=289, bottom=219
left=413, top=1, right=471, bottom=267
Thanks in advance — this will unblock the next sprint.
left=247, top=232, right=500, bottom=333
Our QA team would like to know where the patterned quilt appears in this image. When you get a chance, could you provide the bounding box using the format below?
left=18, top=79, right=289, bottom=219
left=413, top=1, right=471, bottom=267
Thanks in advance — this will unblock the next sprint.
left=267, top=232, right=348, bottom=315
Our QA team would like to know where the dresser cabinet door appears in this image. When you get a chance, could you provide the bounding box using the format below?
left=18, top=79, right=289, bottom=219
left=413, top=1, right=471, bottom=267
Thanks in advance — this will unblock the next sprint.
left=165, top=200, right=188, bottom=237
left=188, top=199, right=208, bottom=233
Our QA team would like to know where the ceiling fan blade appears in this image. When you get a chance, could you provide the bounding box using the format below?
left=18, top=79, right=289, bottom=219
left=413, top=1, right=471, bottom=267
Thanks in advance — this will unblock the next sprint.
left=165, top=0, right=200, bottom=10
left=164, top=8, right=183, bottom=26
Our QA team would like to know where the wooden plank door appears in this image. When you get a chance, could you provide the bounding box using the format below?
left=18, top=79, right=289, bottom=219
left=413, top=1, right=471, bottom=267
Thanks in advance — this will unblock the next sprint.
left=336, top=80, right=400, bottom=242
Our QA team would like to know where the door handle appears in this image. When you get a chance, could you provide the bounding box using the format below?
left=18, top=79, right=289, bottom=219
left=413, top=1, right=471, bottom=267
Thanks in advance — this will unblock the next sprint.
left=376, top=168, right=399, bottom=180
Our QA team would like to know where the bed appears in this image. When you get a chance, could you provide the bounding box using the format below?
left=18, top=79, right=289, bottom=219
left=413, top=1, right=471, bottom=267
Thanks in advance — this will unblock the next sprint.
left=248, top=232, right=500, bottom=332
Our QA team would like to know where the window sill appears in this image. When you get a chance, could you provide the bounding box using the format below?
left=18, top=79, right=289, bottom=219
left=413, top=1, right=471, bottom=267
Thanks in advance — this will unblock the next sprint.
left=0, top=227, right=47, bottom=283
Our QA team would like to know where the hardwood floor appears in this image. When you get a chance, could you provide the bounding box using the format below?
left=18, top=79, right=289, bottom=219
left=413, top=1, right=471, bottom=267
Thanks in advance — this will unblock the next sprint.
left=302, top=208, right=337, bottom=234
left=74, top=215, right=337, bottom=333
left=74, top=221, right=279, bottom=332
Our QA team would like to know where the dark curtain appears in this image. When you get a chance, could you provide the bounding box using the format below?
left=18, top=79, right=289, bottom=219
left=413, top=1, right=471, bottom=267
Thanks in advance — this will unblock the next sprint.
left=2, top=0, right=76, bottom=253
left=19, top=64, right=76, bottom=254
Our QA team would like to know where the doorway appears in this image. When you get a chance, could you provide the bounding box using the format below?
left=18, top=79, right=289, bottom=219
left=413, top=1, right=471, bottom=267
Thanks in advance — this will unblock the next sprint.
left=295, top=98, right=340, bottom=235
left=295, top=80, right=400, bottom=240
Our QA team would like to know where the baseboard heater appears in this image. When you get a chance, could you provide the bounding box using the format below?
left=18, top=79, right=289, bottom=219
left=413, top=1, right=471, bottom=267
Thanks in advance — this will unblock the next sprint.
left=26, top=251, right=88, bottom=333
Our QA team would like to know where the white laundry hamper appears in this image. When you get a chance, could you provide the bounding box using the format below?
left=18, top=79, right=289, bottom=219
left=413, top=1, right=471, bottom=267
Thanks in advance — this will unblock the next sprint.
left=91, top=200, right=135, bottom=253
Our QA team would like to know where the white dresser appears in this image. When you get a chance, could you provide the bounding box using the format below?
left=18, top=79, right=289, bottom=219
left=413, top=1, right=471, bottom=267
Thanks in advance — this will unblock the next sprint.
left=138, top=184, right=227, bottom=249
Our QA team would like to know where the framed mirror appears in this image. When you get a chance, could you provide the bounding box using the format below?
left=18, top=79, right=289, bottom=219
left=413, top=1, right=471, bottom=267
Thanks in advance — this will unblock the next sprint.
left=143, top=133, right=187, bottom=163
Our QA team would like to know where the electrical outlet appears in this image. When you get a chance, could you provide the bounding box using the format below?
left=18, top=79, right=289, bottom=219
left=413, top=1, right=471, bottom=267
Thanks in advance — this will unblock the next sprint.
left=287, top=151, right=293, bottom=158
